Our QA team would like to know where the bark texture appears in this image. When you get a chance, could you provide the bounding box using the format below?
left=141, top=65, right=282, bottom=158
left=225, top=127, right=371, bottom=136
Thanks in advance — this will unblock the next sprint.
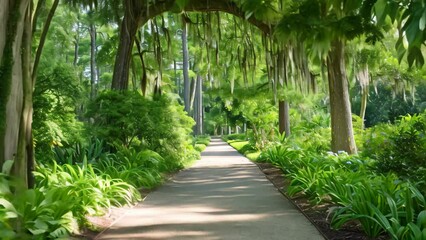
left=193, top=74, right=203, bottom=135
left=182, top=17, right=191, bottom=113
left=0, top=0, right=32, bottom=188
left=89, top=23, right=97, bottom=99
left=111, top=7, right=139, bottom=90
left=327, top=40, right=357, bottom=154
left=278, top=101, right=290, bottom=137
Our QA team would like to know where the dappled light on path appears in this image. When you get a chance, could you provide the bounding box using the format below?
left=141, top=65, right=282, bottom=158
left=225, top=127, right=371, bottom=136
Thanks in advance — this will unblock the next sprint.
left=97, top=138, right=323, bottom=240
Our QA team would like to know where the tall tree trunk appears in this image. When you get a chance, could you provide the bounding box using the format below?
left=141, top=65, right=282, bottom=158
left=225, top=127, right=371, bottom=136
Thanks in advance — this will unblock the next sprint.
left=327, top=40, right=357, bottom=154
left=111, top=2, right=140, bottom=90
left=0, top=0, right=32, bottom=188
left=73, top=23, right=80, bottom=67
left=278, top=101, right=291, bottom=136
left=194, top=74, right=203, bottom=135
left=32, top=0, right=59, bottom=82
left=89, top=23, right=98, bottom=99
left=278, top=48, right=291, bottom=137
left=359, top=87, right=368, bottom=129
left=182, top=16, right=191, bottom=113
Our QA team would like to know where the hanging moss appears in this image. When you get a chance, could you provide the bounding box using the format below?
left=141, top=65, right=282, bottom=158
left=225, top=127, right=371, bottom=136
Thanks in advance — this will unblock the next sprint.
left=0, top=0, right=22, bottom=137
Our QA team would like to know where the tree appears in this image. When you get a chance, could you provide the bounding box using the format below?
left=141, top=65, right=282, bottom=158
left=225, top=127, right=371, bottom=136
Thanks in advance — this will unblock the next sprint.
left=0, top=0, right=33, bottom=188
left=276, top=0, right=383, bottom=154
left=182, top=15, right=191, bottom=113
left=374, top=0, right=426, bottom=67
left=110, top=0, right=270, bottom=90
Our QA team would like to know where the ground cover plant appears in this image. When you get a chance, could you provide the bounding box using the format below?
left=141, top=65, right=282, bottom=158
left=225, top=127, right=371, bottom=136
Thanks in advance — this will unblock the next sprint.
left=3, top=0, right=426, bottom=239
left=0, top=90, right=208, bottom=238
left=228, top=111, right=426, bottom=239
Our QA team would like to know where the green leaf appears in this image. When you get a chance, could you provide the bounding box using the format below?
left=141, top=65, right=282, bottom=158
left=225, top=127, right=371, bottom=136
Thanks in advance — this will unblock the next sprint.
left=374, top=0, right=388, bottom=25
left=419, top=10, right=426, bottom=31
left=175, top=0, right=190, bottom=10
left=28, top=219, right=49, bottom=235
left=2, top=160, right=14, bottom=175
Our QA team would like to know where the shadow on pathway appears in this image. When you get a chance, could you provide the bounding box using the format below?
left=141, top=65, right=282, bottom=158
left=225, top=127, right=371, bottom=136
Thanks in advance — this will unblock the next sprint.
left=96, top=138, right=324, bottom=240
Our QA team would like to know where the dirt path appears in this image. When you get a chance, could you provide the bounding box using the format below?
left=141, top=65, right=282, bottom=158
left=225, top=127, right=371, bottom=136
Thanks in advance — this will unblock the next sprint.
left=96, top=138, right=324, bottom=240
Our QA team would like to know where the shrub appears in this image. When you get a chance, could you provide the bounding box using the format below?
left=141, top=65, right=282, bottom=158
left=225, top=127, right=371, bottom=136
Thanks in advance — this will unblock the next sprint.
left=363, top=112, right=426, bottom=183
left=86, top=91, right=198, bottom=171
left=194, top=135, right=211, bottom=146
left=222, top=133, right=246, bottom=141
left=34, top=161, right=141, bottom=221
left=93, top=148, right=164, bottom=188
left=194, top=144, right=207, bottom=152
left=0, top=161, right=79, bottom=239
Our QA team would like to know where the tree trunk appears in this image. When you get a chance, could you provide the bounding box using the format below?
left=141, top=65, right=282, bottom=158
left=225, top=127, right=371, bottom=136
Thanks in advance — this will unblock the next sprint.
left=277, top=48, right=291, bottom=137
left=110, top=0, right=271, bottom=93
left=193, top=74, right=203, bottom=135
left=327, top=40, right=357, bottom=154
left=182, top=16, right=191, bottom=113
left=32, top=0, right=59, bottom=82
left=359, top=87, right=368, bottom=129
left=278, top=100, right=291, bottom=137
left=0, top=0, right=32, bottom=188
left=111, top=3, right=140, bottom=90
left=73, top=23, right=80, bottom=67
left=89, top=23, right=98, bottom=99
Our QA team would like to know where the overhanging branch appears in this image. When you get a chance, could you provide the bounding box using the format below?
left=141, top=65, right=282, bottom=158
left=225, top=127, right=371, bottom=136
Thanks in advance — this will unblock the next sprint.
left=136, top=0, right=272, bottom=34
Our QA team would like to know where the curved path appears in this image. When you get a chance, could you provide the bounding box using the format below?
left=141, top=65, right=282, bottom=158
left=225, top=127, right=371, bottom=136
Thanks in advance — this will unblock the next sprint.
left=96, top=138, right=323, bottom=240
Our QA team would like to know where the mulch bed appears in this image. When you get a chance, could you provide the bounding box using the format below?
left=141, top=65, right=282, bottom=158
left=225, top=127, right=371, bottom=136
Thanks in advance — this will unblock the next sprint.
left=255, top=162, right=390, bottom=240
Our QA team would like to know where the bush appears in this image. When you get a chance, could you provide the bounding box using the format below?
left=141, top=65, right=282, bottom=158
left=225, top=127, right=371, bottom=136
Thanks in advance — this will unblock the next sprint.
left=223, top=133, right=246, bottom=141
left=259, top=141, right=426, bottom=239
left=86, top=91, right=198, bottom=171
left=93, top=148, right=164, bottom=189
left=363, top=112, right=426, bottom=183
left=194, top=135, right=211, bottom=146
left=194, top=144, right=207, bottom=152
left=0, top=161, right=80, bottom=239
left=34, top=161, right=141, bottom=222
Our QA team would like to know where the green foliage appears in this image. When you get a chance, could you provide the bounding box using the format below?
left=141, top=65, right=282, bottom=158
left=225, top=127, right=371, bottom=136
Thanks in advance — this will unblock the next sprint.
left=352, top=82, right=425, bottom=128
left=222, top=133, right=246, bottom=142
left=52, top=138, right=106, bottom=165
left=194, top=144, right=207, bottom=152
left=93, top=148, right=164, bottom=189
left=33, top=63, right=84, bottom=163
left=363, top=111, right=426, bottom=183
left=258, top=128, right=426, bottom=238
left=374, top=0, right=426, bottom=67
left=0, top=161, right=79, bottom=239
left=289, top=112, right=331, bottom=153
left=194, top=135, right=211, bottom=146
left=86, top=91, right=198, bottom=171
left=34, top=161, right=141, bottom=221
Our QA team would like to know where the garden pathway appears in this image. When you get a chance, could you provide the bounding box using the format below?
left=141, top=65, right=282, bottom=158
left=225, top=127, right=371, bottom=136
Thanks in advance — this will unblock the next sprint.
left=96, top=138, right=323, bottom=240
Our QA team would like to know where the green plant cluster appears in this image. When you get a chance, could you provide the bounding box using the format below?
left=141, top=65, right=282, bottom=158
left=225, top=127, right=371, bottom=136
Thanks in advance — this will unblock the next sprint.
left=0, top=158, right=142, bottom=239
left=193, top=135, right=211, bottom=152
left=33, top=63, right=85, bottom=163
left=363, top=111, right=426, bottom=184
left=16, top=133, right=207, bottom=238
left=93, top=147, right=164, bottom=188
left=258, top=139, right=426, bottom=239
left=86, top=91, right=199, bottom=171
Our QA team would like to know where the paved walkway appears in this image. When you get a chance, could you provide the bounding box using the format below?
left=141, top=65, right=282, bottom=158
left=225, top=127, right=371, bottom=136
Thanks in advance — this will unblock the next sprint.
left=97, top=138, right=324, bottom=240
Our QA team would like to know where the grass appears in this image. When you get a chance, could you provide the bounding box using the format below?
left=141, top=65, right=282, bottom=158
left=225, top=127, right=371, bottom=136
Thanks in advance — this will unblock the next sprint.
left=227, top=140, right=261, bottom=161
